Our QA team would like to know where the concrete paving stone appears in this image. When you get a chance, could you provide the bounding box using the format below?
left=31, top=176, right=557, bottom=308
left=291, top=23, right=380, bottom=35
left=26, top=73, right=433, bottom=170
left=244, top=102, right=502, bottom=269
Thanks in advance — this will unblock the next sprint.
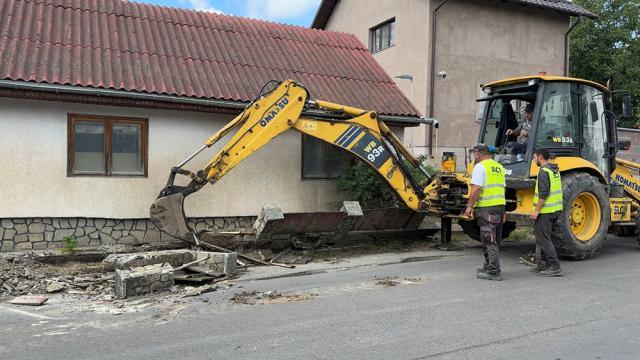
left=78, top=218, right=86, bottom=227
left=44, top=231, right=53, bottom=242
left=114, top=222, right=125, bottom=230
left=13, top=219, right=26, bottom=224
left=74, top=228, right=85, bottom=237
left=102, top=227, right=113, bottom=235
left=69, top=218, right=78, bottom=228
left=1, top=219, right=13, bottom=228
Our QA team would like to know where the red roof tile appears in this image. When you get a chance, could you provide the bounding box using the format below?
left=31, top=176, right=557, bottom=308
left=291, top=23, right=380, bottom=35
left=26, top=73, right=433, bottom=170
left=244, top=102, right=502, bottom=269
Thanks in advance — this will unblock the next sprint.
left=0, top=0, right=420, bottom=117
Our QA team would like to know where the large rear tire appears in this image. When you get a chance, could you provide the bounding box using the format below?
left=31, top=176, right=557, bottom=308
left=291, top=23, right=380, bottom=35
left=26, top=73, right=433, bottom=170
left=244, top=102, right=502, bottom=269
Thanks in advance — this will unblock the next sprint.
left=552, top=172, right=610, bottom=260
left=459, top=219, right=516, bottom=242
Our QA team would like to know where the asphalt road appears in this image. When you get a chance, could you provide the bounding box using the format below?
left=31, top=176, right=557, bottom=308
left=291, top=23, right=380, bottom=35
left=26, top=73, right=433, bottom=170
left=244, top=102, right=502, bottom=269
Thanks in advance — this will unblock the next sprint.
left=2, top=235, right=640, bottom=360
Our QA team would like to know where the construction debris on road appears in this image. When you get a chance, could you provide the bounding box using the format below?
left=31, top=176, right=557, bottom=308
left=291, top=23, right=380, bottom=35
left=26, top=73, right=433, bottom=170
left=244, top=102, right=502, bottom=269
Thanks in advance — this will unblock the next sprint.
left=230, top=290, right=317, bottom=305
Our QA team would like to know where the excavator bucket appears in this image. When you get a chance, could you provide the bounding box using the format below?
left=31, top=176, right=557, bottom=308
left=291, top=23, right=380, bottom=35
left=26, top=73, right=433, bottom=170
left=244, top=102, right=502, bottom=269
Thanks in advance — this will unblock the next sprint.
left=150, top=193, right=192, bottom=241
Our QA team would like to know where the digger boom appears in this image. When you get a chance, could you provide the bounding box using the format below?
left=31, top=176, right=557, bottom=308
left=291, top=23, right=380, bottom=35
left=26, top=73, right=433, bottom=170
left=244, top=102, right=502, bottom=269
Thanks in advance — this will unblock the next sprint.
left=150, top=80, right=438, bottom=240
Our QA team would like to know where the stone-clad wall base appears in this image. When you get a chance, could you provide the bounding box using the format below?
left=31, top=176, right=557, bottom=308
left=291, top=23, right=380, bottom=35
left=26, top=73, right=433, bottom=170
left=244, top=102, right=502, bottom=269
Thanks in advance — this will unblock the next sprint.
left=0, top=216, right=257, bottom=252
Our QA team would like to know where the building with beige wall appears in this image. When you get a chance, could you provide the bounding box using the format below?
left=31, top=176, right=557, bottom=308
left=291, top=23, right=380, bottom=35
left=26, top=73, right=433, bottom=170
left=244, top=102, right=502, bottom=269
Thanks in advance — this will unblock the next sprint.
left=0, top=0, right=420, bottom=252
left=313, top=0, right=596, bottom=167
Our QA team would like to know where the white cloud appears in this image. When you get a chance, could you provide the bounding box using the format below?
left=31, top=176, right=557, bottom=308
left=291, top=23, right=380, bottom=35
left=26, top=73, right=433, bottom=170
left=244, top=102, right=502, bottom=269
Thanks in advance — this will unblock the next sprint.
left=244, top=0, right=321, bottom=22
left=181, top=0, right=224, bottom=14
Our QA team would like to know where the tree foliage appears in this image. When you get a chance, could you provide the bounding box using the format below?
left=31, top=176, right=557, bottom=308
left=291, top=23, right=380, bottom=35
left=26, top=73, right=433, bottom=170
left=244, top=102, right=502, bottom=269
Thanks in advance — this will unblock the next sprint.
left=336, top=155, right=436, bottom=209
left=570, top=0, right=640, bottom=127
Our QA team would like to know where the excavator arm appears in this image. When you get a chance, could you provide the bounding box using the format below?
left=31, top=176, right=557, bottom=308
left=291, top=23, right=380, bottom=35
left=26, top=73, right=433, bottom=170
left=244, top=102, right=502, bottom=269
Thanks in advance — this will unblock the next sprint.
left=150, top=80, right=436, bottom=240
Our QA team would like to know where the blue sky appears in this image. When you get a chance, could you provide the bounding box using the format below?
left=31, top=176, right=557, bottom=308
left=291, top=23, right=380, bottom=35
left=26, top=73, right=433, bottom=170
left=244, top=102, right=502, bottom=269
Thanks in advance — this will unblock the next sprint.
left=134, top=0, right=321, bottom=26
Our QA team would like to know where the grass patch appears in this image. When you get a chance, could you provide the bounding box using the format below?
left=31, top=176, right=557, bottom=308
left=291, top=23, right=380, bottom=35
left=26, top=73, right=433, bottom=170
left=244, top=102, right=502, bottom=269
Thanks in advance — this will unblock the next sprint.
left=505, top=227, right=533, bottom=242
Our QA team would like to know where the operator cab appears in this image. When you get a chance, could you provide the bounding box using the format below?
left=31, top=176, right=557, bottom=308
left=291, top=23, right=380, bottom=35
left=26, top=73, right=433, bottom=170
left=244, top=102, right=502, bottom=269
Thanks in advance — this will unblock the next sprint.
left=477, top=76, right=612, bottom=179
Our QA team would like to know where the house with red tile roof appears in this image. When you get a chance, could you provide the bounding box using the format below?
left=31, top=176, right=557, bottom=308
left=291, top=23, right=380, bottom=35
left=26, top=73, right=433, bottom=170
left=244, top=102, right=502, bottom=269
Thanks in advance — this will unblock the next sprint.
left=0, top=0, right=420, bottom=251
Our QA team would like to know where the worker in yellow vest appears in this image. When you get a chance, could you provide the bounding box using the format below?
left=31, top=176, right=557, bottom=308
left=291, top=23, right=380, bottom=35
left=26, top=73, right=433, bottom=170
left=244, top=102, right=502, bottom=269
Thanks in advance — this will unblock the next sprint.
left=464, top=143, right=506, bottom=281
left=530, top=148, right=564, bottom=276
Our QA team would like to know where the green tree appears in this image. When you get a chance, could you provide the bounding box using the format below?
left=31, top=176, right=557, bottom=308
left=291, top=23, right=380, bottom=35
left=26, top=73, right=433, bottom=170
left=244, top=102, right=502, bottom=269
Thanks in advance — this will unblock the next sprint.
left=335, top=155, right=437, bottom=209
left=570, top=0, right=640, bottom=127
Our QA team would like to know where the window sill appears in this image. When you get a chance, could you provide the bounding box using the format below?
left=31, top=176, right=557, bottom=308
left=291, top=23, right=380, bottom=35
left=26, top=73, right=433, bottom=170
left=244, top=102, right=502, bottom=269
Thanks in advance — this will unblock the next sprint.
left=370, top=44, right=395, bottom=54
left=67, top=173, right=148, bottom=178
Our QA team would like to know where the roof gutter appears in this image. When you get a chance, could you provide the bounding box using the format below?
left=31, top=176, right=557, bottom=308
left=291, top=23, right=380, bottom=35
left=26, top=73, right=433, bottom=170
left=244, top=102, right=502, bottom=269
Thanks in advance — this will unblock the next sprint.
left=0, top=79, right=426, bottom=126
left=564, top=16, right=581, bottom=76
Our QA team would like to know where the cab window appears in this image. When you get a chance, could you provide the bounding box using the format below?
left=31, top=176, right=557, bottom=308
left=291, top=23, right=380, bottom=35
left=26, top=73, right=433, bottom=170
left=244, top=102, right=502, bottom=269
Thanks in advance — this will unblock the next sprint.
left=535, top=82, right=580, bottom=150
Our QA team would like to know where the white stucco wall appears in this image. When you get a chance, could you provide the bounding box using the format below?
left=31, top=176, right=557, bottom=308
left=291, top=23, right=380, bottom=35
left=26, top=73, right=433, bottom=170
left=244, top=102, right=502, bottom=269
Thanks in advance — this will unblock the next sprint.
left=0, top=97, right=343, bottom=218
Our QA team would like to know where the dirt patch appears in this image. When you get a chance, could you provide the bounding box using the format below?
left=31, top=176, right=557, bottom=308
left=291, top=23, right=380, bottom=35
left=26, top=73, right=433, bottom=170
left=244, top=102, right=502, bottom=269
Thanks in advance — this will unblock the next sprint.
left=374, top=276, right=423, bottom=287
left=230, top=290, right=317, bottom=305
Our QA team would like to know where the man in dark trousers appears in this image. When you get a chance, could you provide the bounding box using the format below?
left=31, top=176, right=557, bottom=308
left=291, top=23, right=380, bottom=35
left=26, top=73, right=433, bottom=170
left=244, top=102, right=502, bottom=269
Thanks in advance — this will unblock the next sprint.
left=530, top=148, right=564, bottom=277
left=464, top=144, right=506, bottom=281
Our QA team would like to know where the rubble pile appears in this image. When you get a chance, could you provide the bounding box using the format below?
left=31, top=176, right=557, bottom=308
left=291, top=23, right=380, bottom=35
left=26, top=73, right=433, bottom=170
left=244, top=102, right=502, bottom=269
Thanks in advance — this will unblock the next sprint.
left=230, top=290, right=317, bottom=305
left=0, top=254, right=114, bottom=301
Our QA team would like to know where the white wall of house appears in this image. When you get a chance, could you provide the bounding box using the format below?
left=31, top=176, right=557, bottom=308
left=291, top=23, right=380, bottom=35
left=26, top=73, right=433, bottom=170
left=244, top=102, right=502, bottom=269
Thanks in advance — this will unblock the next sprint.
left=0, top=97, right=342, bottom=218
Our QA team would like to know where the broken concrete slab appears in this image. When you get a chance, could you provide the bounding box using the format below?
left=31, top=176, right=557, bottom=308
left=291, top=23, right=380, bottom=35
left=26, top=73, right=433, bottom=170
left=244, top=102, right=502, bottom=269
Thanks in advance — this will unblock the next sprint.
left=194, top=251, right=237, bottom=276
left=45, top=281, right=66, bottom=293
left=104, top=250, right=194, bottom=270
left=336, top=201, right=363, bottom=237
left=115, top=263, right=175, bottom=299
left=9, top=295, right=48, bottom=306
left=104, top=250, right=237, bottom=276
left=254, top=204, right=284, bottom=239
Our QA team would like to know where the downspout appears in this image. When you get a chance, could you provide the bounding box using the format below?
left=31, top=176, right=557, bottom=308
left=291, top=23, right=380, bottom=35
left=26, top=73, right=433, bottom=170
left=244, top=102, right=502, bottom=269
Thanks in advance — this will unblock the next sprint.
left=428, top=0, right=448, bottom=156
left=564, top=16, right=581, bottom=76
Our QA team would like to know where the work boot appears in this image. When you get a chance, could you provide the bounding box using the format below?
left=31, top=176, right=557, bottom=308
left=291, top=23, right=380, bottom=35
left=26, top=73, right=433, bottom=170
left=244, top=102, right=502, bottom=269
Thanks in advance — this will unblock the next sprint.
left=477, top=271, right=503, bottom=281
left=519, top=252, right=536, bottom=267
left=537, top=265, right=563, bottom=277
left=530, top=261, right=548, bottom=273
left=477, top=265, right=488, bottom=273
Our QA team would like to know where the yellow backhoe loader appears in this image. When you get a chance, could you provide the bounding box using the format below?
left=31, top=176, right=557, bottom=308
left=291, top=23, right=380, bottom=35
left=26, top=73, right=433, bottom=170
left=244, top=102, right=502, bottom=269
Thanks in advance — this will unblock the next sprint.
left=150, top=76, right=637, bottom=260
left=150, top=79, right=439, bottom=243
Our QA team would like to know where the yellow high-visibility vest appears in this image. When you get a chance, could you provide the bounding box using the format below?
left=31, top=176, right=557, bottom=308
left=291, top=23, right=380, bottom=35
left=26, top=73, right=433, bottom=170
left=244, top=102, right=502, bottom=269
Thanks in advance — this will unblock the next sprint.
left=533, top=167, right=563, bottom=213
left=475, top=159, right=506, bottom=208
